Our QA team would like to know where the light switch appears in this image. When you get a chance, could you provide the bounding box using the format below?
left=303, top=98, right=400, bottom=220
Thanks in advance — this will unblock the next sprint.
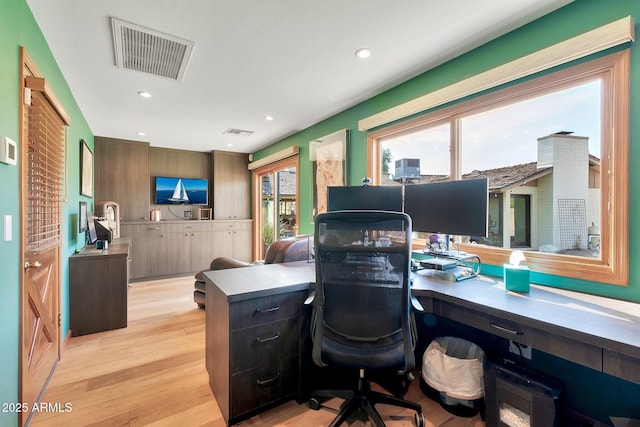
left=4, top=215, right=11, bottom=241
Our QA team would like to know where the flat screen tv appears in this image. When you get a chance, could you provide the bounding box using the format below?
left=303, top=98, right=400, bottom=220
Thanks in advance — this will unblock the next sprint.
left=327, top=185, right=403, bottom=212
left=403, top=178, right=488, bottom=237
left=155, top=176, right=208, bottom=205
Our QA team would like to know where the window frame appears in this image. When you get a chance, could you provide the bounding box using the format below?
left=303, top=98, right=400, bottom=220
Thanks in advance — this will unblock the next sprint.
left=367, top=50, right=629, bottom=286
left=251, top=155, right=300, bottom=261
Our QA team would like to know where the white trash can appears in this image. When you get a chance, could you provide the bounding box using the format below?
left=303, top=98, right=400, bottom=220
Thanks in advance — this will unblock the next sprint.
left=421, top=336, right=486, bottom=416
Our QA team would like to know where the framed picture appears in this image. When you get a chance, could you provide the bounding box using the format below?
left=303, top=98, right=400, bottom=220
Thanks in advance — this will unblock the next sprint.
left=310, top=129, right=349, bottom=216
left=79, top=201, right=88, bottom=233
left=80, top=139, right=93, bottom=197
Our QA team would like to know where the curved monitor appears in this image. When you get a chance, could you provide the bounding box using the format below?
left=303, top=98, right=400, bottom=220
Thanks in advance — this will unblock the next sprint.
left=403, top=178, right=488, bottom=237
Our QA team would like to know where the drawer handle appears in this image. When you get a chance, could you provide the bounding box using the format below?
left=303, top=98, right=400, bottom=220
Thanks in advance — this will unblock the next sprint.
left=256, top=372, right=280, bottom=386
left=186, top=226, right=197, bottom=229
left=490, top=322, right=522, bottom=335
left=255, top=332, right=280, bottom=344
left=255, top=305, right=280, bottom=315
left=147, top=227, right=161, bottom=230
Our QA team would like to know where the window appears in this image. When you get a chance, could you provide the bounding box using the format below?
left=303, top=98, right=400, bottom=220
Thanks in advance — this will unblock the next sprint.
left=368, top=51, right=629, bottom=285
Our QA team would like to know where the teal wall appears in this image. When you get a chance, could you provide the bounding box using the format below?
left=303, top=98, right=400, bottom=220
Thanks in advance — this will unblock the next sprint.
left=254, top=0, right=640, bottom=302
left=0, top=1, right=93, bottom=426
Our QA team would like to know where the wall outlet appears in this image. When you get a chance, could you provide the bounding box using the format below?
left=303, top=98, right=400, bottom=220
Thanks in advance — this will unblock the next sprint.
left=509, top=340, right=532, bottom=360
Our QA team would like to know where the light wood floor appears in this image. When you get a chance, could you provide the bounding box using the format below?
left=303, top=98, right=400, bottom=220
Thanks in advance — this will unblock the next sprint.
left=31, top=276, right=483, bottom=427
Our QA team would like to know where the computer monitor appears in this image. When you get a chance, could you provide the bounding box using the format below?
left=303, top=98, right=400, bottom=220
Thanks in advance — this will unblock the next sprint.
left=94, top=219, right=113, bottom=243
left=403, top=178, right=488, bottom=237
left=327, top=185, right=403, bottom=212
left=86, top=214, right=98, bottom=244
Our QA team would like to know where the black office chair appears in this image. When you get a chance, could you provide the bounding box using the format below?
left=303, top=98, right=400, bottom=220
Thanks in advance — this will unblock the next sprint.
left=307, top=210, right=424, bottom=427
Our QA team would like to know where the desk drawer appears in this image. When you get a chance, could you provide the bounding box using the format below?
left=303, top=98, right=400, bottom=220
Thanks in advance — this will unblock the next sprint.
left=232, top=293, right=300, bottom=330
left=230, top=356, right=298, bottom=419
left=435, top=300, right=602, bottom=371
left=231, top=318, right=299, bottom=374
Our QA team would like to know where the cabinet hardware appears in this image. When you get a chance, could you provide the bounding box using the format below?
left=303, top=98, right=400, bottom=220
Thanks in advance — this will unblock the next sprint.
left=490, top=322, right=522, bottom=335
left=255, top=305, right=280, bottom=315
left=255, top=332, right=280, bottom=343
left=255, top=372, right=280, bottom=386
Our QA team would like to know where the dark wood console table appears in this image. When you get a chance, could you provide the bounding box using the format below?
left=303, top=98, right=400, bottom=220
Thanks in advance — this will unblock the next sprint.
left=69, top=239, right=130, bottom=336
left=204, top=261, right=640, bottom=425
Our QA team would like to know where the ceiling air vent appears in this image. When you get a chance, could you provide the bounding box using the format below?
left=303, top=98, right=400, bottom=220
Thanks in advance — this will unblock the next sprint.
left=223, top=128, right=254, bottom=137
left=111, top=18, right=194, bottom=81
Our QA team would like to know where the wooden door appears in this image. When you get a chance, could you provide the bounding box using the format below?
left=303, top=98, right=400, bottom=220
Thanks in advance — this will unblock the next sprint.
left=22, top=249, right=59, bottom=417
left=19, top=48, right=68, bottom=426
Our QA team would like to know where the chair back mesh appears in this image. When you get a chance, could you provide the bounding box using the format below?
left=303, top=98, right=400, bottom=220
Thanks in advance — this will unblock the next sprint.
left=313, top=210, right=413, bottom=369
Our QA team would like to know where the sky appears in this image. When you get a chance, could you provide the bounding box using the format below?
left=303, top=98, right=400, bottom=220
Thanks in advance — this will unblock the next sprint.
left=382, top=79, right=601, bottom=176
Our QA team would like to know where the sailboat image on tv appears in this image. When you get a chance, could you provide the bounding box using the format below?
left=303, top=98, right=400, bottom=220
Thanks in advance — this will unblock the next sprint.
left=155, top=176, right=209, bottom=205
left=168, top=178, right=189, bottom=203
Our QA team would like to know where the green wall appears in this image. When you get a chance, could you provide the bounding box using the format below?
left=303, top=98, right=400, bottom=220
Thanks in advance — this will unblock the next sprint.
left=254, top=0, right=640, bottom=303
left=0, top=1, right=93, bottom=426
left=253, top=0, right=640, bottom=420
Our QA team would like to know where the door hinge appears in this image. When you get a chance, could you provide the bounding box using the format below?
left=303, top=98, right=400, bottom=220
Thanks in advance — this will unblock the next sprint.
left=58, top=313, right=61, bottom=327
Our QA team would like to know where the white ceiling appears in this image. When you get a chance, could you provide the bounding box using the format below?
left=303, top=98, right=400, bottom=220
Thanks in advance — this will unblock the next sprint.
left=26, top=0, right=572, bottom=154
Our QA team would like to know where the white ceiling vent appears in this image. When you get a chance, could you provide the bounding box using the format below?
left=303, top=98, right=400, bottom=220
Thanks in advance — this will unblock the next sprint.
left=111, top=18, right=194, bottom=81
left=223, top=128, right=254, bottom=137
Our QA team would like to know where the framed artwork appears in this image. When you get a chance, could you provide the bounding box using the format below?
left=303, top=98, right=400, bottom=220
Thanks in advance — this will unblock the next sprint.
left=79, top=201, right=88, bottom=233
left=80, top=139, right=93, bottom=197
left=310, top=129, right=349, bottom=216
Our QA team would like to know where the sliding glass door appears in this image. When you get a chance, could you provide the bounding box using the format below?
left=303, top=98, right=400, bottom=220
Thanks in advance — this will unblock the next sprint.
left=252, top=156, right=299, bottom=260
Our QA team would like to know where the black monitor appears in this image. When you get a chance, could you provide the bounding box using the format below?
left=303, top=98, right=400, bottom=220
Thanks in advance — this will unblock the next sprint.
left=403, top=178, right=488, bottom=237
left=94, top=219, right=113, bottom=243
left=327, top=185, right=403, bottom=212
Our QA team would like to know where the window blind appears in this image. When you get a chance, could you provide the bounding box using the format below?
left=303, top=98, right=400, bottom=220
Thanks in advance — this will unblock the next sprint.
left=27, top=91, right=65, bottom=250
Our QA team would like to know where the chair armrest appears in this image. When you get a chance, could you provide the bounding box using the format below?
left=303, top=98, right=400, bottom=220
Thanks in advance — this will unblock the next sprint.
left=304, top=289, right=315, bottom=305
left=411, top=296, right=424, bottom=312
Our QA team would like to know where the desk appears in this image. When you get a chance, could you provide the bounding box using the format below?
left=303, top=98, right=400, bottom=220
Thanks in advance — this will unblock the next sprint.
left=204, top=261, right=640, bottom=425
left=69, top=239, right=130, bottom=336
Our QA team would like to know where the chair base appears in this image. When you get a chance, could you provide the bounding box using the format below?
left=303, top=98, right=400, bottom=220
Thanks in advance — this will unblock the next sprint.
left=309, top=370, right=423, bottom=427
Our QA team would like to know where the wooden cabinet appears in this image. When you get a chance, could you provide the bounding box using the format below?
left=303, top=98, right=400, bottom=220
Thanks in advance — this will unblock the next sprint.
left=94, top=137, right=150, bottom=221
left=120, top=224, right=148, bottom=279
left=207, top=285, right=303, bottom=426
left=213, top=151, right=250, bottom=219
left=69, top=240, right=130, bottom=336
left=213, top=220, right=252, bottom=262
left=121, top=220, right=252, bottom=279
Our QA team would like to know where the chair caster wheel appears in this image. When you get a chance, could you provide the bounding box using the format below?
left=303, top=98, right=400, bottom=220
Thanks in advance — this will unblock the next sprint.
left=415, top=412, right=424, bottom=427
left=308, top=397, right=321, bottom=410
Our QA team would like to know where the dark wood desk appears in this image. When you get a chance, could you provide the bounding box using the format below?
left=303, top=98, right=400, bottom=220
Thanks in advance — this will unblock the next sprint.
left=69, top=239, right=130, bottom=336
left=204, top=261, right=640, bottom=425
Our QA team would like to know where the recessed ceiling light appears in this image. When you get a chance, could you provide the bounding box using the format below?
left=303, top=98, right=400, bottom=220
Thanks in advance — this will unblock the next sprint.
left=355, top=48, right=371, bottom=59
left=137, top=91, right=152, bottom=98
left=226, top=143, right=233, bottom=147
left=137, top=131, right=146, bottom=136
left=265, top=115, right=274, bottom=121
